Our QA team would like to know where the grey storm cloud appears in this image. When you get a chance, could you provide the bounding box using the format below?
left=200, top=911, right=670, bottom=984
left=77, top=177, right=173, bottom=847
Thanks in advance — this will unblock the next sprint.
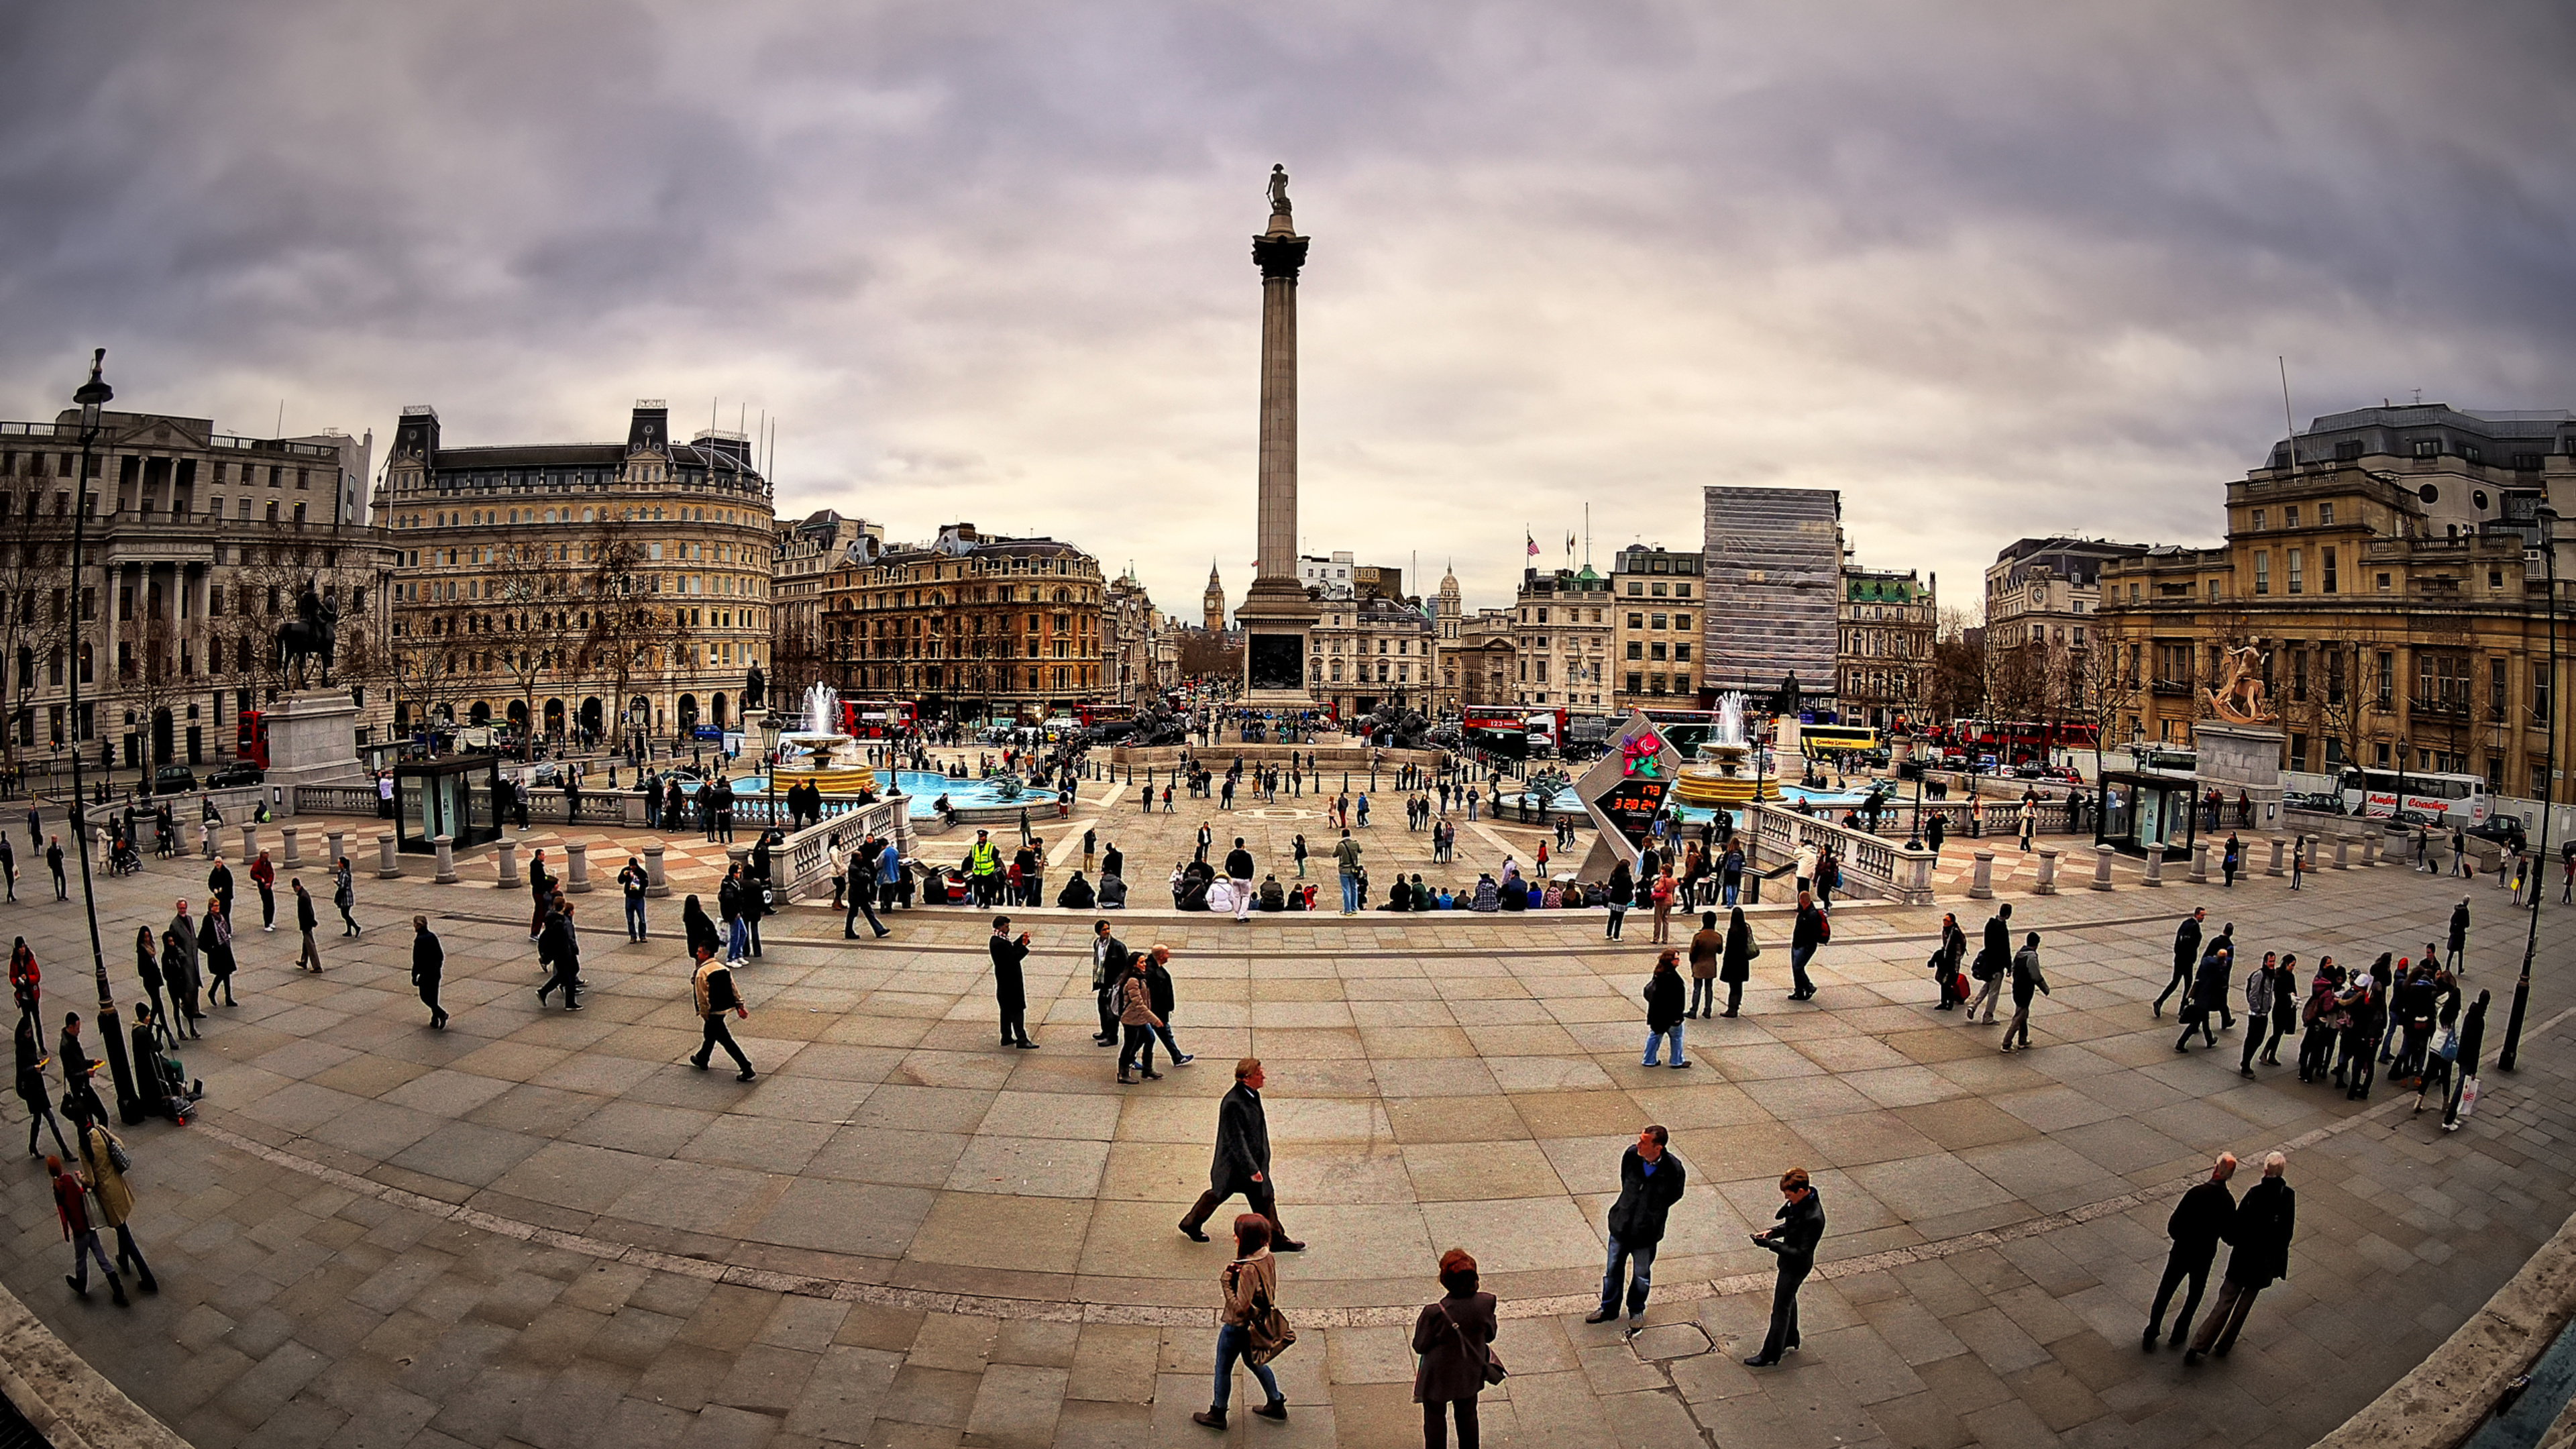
left=3, top=0, right=2573, bottom=618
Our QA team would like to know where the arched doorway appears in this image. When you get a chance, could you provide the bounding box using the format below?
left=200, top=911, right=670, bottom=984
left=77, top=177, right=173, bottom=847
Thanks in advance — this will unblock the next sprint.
left=678, top=695, right=699, bottom=733
left=580, top=697, right=603, bottom=739
left=151, top=709, right=174, bottom=766
left=712, top=693, right=729, bottom=729
left=543, top=698, right=566, bottom=737
left=467, top=701, right=490, bottom=726
left=506, top=701, right=528, bottom=733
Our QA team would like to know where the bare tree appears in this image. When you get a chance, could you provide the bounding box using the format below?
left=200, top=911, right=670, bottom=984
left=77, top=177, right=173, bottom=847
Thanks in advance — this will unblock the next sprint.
left=1175, top=629, right=1243, bottom=684
left=1925, top=608, right=1986, bottom=724
left=484, top=532, right=566, bottom=760
left=0, top=528, right=72, bottom=775
left=577, top=517, right=685, bottom=753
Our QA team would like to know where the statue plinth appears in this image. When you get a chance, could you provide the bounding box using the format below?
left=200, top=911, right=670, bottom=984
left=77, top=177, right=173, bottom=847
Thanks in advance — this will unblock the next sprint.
left=2192, top=721, right=2285, bottom=830
left=264, top=690, right=368, bottom=788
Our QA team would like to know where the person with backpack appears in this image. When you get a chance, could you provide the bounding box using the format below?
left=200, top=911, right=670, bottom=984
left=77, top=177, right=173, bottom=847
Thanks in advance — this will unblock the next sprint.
left=1967, top=903, right=2012, bottom=1024
left=1412, top=1248, right=1499, bottom=1449
left=689, top=949, right=755, bottom=1081
left=1787, top=891, right=1826, bottom=1002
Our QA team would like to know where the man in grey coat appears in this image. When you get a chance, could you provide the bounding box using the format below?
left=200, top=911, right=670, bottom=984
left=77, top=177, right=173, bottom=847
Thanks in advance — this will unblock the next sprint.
left=1177, top=1058, right=1302, bottom=1250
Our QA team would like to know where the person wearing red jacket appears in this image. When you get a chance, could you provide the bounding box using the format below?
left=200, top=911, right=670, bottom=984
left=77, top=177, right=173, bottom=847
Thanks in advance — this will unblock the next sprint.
left=249, top=851, right=278, bottom=932
left=9, top=938, right=37, bottom=1026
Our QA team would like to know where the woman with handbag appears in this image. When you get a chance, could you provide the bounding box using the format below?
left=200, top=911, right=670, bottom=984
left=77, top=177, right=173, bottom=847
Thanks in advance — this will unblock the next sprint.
left=1719, top=907, right=1758, bottom=1018
left=1193, top=1214, right=1289, bottom=1430
left=1932, top=913, right=1967, bottom=1011
left=1412, top=1248, right=1501, bottom=1448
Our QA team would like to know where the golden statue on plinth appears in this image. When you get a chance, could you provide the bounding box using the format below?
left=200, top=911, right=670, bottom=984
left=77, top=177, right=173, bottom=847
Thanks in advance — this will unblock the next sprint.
left=2206, top=640, right=2273, bottom=724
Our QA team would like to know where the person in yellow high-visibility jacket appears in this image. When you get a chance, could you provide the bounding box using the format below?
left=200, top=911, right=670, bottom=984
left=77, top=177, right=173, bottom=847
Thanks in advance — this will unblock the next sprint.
left=964, top=830, right=1004, bottom=908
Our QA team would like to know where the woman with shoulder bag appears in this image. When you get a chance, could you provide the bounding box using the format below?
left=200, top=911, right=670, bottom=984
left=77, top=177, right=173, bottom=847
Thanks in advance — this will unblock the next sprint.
left=1194, top=1214, right=1289, bottom=1430
left=1933, top=913, right=1967, bottom=1011
left=1413, top=1248, right=1502, bottom=1449
left=1720, top=906, right=1759, bottom=1018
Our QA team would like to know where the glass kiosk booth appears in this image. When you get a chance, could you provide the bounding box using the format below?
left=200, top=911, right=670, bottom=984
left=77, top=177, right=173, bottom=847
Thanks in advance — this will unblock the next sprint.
left=2094, top=770, right=2199, bottom=860
left=396, top=755, right=503, bottom=853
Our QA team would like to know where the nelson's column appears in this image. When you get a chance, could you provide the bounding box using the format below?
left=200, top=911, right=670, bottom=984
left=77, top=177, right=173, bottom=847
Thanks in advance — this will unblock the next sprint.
left=1235, top=164, right=1322, bottom=705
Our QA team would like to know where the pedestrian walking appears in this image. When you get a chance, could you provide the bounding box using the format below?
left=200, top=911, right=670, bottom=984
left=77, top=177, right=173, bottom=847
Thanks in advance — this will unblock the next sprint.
left=1115, top=953, right=1165, bottom=1084
left=1685, top=912, right=1720, bottom=1018
left=688, top=948, right=755, bottom=1081
left=681, top=894, right=720, bottom=965
left=2176, top=943, right=2231, bottom=1051
left=1641, top=949, right=1690, bottom=1068
left=1716, top=907, right=1757, bottom=1018
left=619, top=857, right=649, bottom=941
left=1179, top=1059, right=1301, bottom=1249
left=1144, top=945, right=1194, bottom=1067
left=845, top=845, right=889, bottom=939
left=1743, top=1167, right=1825, bottom=1366
left=16, top=1026, right=68, bottom=1159
left=1787, top=890, right=1826, bottom=1001
left=2000, top=932, right=2050, bottom=1051
left=1648, top=869, right=1676, bottom=944
left=332, top=857, right=360, bottom=936
left=2244, top=952, right=2296, bottom=1072
left=1189, top=1213, right=1291, bottom=1430
left=48, top=836, right=66, bottom=901
left=1587, top=1124, right=1686, bottom=1332
left=2444, top=989, right=2489, bottom=1130
left=2143, top=1155, right=2236, bottom=1350
left=76, top=1118, right=155, bottom=1295
left=411, top=916, right=449, bottom=1028
left=50, top=1155, right=125, bottom=1305
left=2186, top=1152, right=2296, bottom=1362
left=1334, top=830, right=1364, bottom=915
left=535, top=900, right=584, bottom=1011
left=1412, top=1248, right=1499, bottom=1449
left=1966, top=904, right=2011, bottom=1024
left=250, top=851, right=276, bottom=930
left=2220, top=833, right=2241, bottom=888
left=161, top=918, right=203, bottom=1040
left=2290, top=835, right=2304, bottom=890
left=2155, top=908, right=2206, bottom=1016
left=0, top=833, right=16, bottom=903
left=2448, top=896, right=2469, bottom=975
left=1931, top=912, right=1968, bottom=1010
left=989, top=917, right=1035, bottom=1049
left=293, top=879, right=322, bottom=971
left=9, top=937, right=38, bottom=1028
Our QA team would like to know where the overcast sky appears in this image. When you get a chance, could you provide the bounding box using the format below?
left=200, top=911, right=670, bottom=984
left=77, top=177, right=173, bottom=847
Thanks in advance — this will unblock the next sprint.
left=4, top=1, right=2571, bottom=622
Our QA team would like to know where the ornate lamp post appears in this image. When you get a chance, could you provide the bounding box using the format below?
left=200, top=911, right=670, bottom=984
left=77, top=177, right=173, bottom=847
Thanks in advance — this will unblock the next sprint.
left=68, top=352, right=141, bottom=1122
left=2502, top=506, right=2559, bottom=1071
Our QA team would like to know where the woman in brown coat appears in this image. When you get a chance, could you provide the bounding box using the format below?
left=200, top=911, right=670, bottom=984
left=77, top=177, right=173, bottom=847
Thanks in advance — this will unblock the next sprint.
left=1412, top=1248, right=1498, bottom=1448
left=1193, top=1214, right=1287, bottom=1430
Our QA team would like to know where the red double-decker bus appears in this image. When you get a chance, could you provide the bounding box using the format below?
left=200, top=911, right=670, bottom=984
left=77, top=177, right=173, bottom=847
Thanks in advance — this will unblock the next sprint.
left=835, top=700, right=917, bottom=739
left=236, top=711, right=271, bottom=769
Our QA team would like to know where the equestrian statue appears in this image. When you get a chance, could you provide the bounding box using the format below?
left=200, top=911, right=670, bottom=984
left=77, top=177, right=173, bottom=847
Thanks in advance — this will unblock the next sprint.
left=274, top=581, right=340, bottom=690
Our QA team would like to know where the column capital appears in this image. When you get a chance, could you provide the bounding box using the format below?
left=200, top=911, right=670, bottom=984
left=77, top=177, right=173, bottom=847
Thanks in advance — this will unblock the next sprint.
left=1252, top=233, right=1309, bottom=280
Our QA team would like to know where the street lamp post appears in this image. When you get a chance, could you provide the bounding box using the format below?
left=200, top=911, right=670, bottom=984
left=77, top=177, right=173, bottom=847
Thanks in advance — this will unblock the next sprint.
left=2502, top=507, right=2560, bottom=1072
left=67, top=352, right=141, bottom=1123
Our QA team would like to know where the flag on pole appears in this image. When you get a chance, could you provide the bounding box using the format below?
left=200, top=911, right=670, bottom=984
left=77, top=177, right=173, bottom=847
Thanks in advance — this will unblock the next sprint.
left=1525, top=533, right=1540, bottom=557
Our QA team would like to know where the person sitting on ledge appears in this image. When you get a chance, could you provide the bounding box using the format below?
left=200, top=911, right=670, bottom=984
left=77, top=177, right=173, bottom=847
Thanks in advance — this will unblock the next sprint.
left=1381, top=879, right=1409, bottom=911
left=1097, top=872, right=1128, bottom=909
left=1057, top=872, right=1095, bottom=910
left=1470, top=874, right=1501, bottom=912
left=1437, top=888, right=1456, bottom=909
left=1258, top=875, right=1285, bottom=912
left=1411, top=875, right=1434, bottom=910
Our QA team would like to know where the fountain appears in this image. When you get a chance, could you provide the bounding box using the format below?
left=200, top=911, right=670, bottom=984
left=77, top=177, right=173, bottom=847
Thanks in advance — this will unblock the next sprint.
left=1672, top=692, right=1780, bottom=807
left=773, top=685, right=884, bottom=794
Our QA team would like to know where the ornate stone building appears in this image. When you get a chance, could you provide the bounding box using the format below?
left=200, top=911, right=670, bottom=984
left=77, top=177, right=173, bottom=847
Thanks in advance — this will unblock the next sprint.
left=0, top=402, right=398, bottom=773
left=2094, top=403, right=2576, bottom=790
left=1104, top=570, right=1165, bottom=706
left=773, top=510, right=880, bottom=711
left=1609, top=544, right=1704, bottom=711
left=1511, top=566, right=1613, bottom=710
left=380, top=400, right=775, bottom=745
left=1837, top=563, right=1935, bottom=729
left=1308, top=592, right=1436, bottom=720
left=822, top=522, right=1106, bottom=722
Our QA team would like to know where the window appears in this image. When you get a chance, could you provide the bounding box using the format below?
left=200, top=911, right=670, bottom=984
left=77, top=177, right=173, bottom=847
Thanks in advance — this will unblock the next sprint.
left=1650, top=582, right=1667, bottom=597
left=2251, top=509, right=2265, bottom=531
left=1673, top=643, right=1690, bottom=662
left=2490, top=569, right=2505, bottom=590
left=1648, top=643, right=1666, bottom=661
left=2492, top=658, right=2508, bottom=719
left=2284, top=506, right=2299, bottom=527
left=2322, top=547, right=2337, bottom=594
left=1625, top=641, right=1643, bottom=660
left=2376, top=572, right=2391, bottom=593
left=2536, top=661, right=2553, bottom=723
left=2334, top=441, right=2362, bottom=462
left=1649, top=613, right=1666, bottom=630
left=2320, top=502, right=2334, bottom=525
left=2374, top=741, right=2392, bottom=767
left=2412, top=439, right=2439, bottom=458
left=1625, top=672, right=1644, bottom=693
left=2129, top=583, right=2140, bottom=602
left=1627, top=612, right=1644, bottom=629
left=1675, top=583, right=1690, bottom=598
left=2287, top=549, right=2302, bottom=594
left=2289, top=733, right=2308, bottom=772
left=2376, top=651, right=2394, bottom=704
left=1674, top=613, right=1690, bottom=630
left=1626, top=582, right=1642, bottom=596
left=2253, top=552, right=2269, bottom=594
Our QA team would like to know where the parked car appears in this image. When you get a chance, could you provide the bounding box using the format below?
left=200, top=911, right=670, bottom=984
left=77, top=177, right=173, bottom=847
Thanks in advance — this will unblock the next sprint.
left=2467, top=816, right=2528, bottom=853
left=2282, top=790, right=2345, bottom=814
left=152, top=765, right=199, bottom=795
left=2379, top=808, right=2440, bottom=835
left=206, top=762, right=264, bottom=789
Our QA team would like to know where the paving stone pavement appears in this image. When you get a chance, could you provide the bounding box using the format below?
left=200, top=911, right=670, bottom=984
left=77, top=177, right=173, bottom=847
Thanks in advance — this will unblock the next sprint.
left=0, top=816, right=2567, bottom=1448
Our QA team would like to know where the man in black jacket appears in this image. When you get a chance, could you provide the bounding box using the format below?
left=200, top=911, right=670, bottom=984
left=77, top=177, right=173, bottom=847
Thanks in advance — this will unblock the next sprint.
left=1090, top=920, right=1130, bottom=1046
left=2449, top=897, right=2471, bottom=975
left=989, top=916, right=1034, bottom=1049
left=1143, top=945, right=1193, bottom=1066
left=1223, top=837, right=1256, bottom=923
left=535, top=902, right=582, bottom=1011
left=1745, top=1165, right=1823, bottom=1364
left=411, top=916, right=448, bottom=1030
left=2155, top=908, right=2206, bottom=1017
left=2144, top=1153, right=2236, bottom=1349
left=2188, top=1151, right=2296, bottom=1362
left=1178, top=1058, right=1301, bottom=1249
left=1588, top=1125, right=1688, bottom=1332
left=846, top=841, right=890, bottom=940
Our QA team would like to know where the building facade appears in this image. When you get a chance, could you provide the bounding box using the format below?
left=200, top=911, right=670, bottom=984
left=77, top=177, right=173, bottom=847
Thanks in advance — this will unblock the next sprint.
left=1609, top=544, right=1705, bottom=711
left=1309, top=593, right=1437, bottom=720
left=1511, top=566, right=1613, bottom=710
left=1703, top=486, right=1841, bottom=709
left=1837, top=564, right=1935, bottom=729
left=380, top=400, right=774, bottom=746
left=1984, top=537, right=2145, bottom=653
left=2094, top=403, right=2576, bottom=791
left=773, top=510, right=880, bottom=713
left=1104, top=570, right=1165, bottom=706
left=823, top=522, right=1106, bottom=723
left=1451, top=606, right=1517, bottom=711
left=0, top=406, right=400, bottom=775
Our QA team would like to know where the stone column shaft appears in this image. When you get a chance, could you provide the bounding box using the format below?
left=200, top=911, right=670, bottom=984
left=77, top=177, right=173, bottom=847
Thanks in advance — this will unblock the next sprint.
left=1256, top=272, right=1297, bottom=582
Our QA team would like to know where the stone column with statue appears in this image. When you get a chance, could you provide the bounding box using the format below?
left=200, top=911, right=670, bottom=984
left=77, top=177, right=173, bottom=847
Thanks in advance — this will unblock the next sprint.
left=2194, top=638, right=2286, bottom=834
